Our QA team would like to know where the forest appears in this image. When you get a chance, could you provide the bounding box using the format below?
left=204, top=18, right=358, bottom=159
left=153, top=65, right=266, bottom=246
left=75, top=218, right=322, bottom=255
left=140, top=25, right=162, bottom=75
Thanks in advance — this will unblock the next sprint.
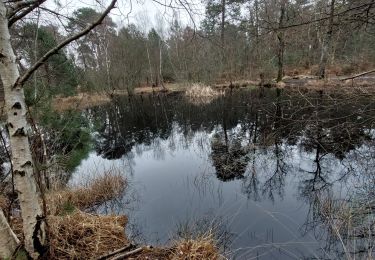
left=1, top=0, right=375, bottom=259
left=9, top=0, right=375, bottom=98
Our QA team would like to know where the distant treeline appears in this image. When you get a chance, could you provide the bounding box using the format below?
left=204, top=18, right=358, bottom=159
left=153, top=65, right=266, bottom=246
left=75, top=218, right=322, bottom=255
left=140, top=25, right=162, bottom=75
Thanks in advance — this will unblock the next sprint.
left=12, top=0, right=375, bottom=97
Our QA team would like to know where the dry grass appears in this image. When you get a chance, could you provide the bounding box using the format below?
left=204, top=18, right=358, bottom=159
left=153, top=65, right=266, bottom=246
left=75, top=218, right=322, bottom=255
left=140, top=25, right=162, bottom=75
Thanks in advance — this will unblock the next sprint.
left=52, top=84, right=185, bottom=112
left=312, top=194, right=375, bottom=259
left=53, top=93, right=111, bottom=111
left=186, top=83, right=222, bottom=98
left=185, top=83, right=223, bottom=105
left=171, top=233, right=222, bottom=260
left=46, top=172, right=129, bottom=259
left=48, top=171, right=127, bottom=215
left=3, top=169, right=223, bottom=259
left=130, top=235, right=223, bottom=260
left=48, top=210, right=128, bottom=259
left=283, top=77, right=375, bottom=95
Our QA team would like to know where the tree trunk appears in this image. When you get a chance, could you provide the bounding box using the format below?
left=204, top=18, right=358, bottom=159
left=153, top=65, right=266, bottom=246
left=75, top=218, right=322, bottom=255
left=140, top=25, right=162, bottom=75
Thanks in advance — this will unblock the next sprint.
left=0, top=3, right=46, bottom=259
left=0, top=209, right=19, bottom=259
left=146, top=43, right=154, bottom=86
left=158, top=39, right=166, bottom=90
left=318, top=0, right=335, bottom=79
left=276, top=34, right=285, bottom=82
left=277, top=0, right=287, bottom=82
left=254, top=0, right=259, bottom=40
left=254, top=0, right=261, bottom=64
left=221, top=0, right=226, bottom=63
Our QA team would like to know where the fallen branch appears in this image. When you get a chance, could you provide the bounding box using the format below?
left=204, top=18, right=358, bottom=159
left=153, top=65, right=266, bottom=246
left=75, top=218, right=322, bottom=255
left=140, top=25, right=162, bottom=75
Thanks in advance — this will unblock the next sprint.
left=341, top=69, right=375, bottom=81
left=96, top=244, right=133, bottom=260
left=109, top=247, right=148, bottom=260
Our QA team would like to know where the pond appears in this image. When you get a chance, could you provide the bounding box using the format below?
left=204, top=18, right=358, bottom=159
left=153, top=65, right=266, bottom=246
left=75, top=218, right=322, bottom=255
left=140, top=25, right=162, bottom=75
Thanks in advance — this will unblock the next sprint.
left=73, top=88, right=375, bottom=259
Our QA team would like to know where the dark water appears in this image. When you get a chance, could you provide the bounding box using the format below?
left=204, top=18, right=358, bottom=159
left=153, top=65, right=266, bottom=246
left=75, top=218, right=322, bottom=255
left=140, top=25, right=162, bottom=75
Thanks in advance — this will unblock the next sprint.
left=73, top=89, right=375, bottom=259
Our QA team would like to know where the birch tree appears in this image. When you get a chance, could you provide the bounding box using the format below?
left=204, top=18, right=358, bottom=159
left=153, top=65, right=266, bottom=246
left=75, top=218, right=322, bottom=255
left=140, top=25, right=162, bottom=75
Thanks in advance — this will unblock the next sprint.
left=0, top=0, right=117, bottom=258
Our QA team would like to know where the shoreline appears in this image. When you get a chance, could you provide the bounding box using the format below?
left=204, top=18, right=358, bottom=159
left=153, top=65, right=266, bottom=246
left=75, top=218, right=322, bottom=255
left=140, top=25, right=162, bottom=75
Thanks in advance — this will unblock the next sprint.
left=51, top=76, right=375, bottom=112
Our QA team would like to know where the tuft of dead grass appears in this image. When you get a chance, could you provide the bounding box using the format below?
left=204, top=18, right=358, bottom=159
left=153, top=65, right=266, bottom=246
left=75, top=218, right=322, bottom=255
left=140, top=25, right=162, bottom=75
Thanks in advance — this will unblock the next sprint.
left=48, top=171, right=127, bottom=215
left=185, top=83, right=223, bottom=105
left=130, top=235, right=223, bottom=260
left=48, top=210, right=128, bottom=259
left=186, top=83, right=222, bottom=98
left=171, top=233, right=222, bottom=260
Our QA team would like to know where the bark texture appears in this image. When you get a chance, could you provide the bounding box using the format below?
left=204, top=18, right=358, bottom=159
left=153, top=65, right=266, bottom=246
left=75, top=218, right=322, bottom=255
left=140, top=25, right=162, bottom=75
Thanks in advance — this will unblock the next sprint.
left=0, top=2, right=46, bottom=259
left=0, top=209, right=19, bottom=259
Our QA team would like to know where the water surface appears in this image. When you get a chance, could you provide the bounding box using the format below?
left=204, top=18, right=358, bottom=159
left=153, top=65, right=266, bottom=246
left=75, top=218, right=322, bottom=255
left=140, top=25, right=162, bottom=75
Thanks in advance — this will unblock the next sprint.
left=74, top=89, right=375, bottom=259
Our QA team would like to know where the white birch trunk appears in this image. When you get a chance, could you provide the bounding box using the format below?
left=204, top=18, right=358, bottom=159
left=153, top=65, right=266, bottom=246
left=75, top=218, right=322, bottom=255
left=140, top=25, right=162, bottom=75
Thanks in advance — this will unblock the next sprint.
left=0, top=209, right=19, bottom=259
left=0, top=2, right=46, bottom=259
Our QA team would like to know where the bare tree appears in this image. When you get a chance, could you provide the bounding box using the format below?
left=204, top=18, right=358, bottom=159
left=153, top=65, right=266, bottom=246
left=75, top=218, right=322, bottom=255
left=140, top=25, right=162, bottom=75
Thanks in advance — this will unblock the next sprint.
left=221, top=0, right=226, bottom=51
left=318, top=0, right=335, bottom=79
left=277, top=0, right=287, bottom=82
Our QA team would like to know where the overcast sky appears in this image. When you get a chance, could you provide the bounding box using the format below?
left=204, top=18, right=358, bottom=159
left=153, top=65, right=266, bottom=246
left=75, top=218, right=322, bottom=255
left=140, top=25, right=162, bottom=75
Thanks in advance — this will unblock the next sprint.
left=45, top=0, right=205, bottom=33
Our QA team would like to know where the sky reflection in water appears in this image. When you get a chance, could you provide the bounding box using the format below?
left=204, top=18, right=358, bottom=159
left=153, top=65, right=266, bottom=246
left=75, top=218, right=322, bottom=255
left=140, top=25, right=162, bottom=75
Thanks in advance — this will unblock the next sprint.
left=73, top=89, right=375, bottom=259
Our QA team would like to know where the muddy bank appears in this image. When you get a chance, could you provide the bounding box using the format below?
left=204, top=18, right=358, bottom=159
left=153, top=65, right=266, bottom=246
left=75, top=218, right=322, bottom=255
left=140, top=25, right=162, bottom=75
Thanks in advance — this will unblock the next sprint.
left=52, top=75, right=375, bottom=112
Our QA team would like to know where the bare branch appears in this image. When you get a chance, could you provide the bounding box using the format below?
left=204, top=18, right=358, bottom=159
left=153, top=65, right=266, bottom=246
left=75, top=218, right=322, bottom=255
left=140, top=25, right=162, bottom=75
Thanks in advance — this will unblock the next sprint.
left=8, top=0, right=47, bottom=27
left=7, top=0, right=38, bottom=19
left=15, top=0, right=118, bottom=88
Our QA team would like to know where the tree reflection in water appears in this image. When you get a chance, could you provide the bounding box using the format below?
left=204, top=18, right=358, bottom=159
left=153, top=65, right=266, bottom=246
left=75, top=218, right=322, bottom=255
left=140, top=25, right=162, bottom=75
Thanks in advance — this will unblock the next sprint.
left=210, top=134, right=250, bottom=181
left=85, top=89, right=375, bottom=258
